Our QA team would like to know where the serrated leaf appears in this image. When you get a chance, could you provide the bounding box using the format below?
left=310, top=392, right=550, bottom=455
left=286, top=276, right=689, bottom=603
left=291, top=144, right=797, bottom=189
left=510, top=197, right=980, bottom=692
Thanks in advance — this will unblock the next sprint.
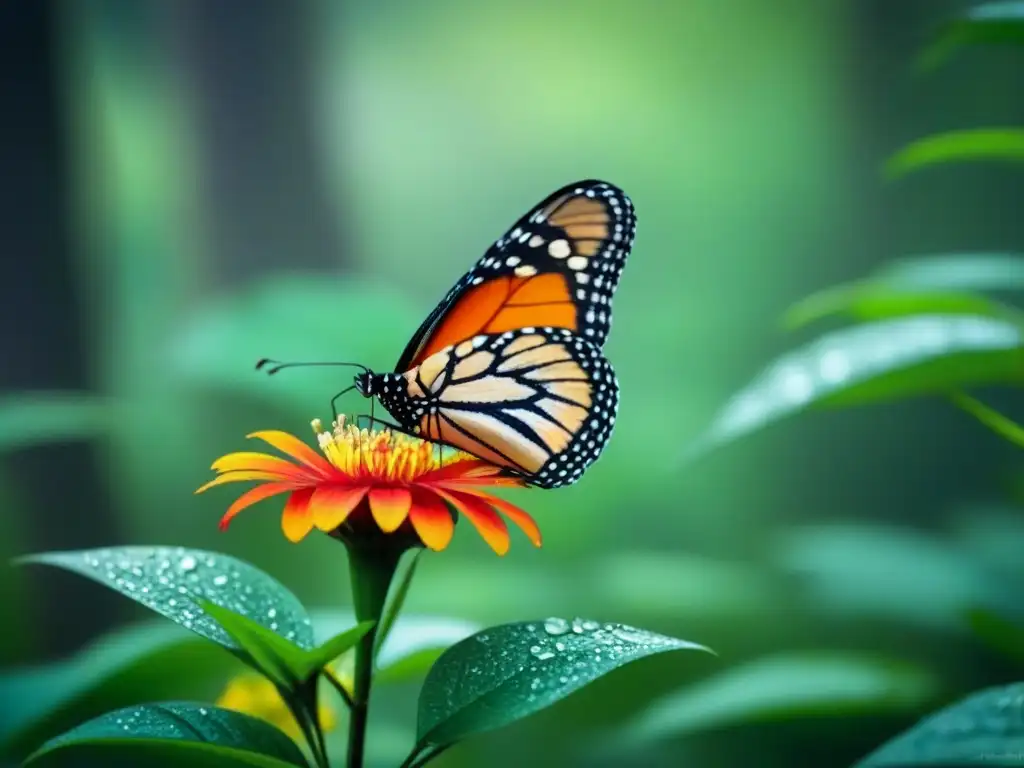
left=855, top=683, right=1024, bottom=766
left=886, top=129, right=1024, bottom=179
left=951, top=391, right=1024, bottom=447
left=686, top=315, right=1024, bottom=460
left=0, top=393, right=112, bottom=452
left=18, top=548, right=314, bottom=653
left=620, top=652, right=937, bottom=747
left=412, top=618, right=712, bottom=755
left=0, top=621, right=227, bottom=757
left=967, top=607, right=1024, bottom=666
left=920, top=2, right=1024, bottom=71
left=25, top=702, right=307, bottom=768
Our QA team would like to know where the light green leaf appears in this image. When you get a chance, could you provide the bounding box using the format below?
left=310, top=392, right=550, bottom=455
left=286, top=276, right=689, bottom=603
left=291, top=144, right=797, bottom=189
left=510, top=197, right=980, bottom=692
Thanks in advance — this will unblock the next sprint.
left=877, top=253, right=1024, bottom=292
left=886, top=129, right=1024, bottom=180
left=855, top=683, right=1024, bottom=766
left=621, top=653, right=937, bottom=746
left=18, top=548, right=314, bottom=653
left=686, top=315, right=1024, bottom=459
left=951, top=391, right=1024, bottom=447
left=197, top=601, right=309, bottom=687
left=0, top=621, right=227, bottom=757
left=0, top=393, right=112, bottom=452
left=412, top=619, right=712, bottom=755
left=920, top=2, right=1024, bottom=71
left=25, top=702, right=307, bottom=768
left=966, top=607, right=1024, bottom=666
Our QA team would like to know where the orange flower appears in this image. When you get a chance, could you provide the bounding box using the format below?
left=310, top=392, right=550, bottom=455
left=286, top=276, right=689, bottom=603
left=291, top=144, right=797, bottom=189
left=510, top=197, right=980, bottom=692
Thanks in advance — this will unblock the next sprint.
left=196, top=417, right=542, bottom=555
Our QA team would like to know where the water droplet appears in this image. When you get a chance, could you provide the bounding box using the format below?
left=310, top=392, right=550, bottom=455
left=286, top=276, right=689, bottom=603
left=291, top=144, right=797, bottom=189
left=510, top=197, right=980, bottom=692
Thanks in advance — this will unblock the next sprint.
left=611, top=625, right=650, bottom=644
left=555, top=641, right=566, bottom=651
left=179, top=555, right=197, bottom=572
left=198, top=707, right=208, bottom=716
left=582, top=619, right=600, bottom=631
left=213, top=574, right=228, bottom=587
left=168, top=598, right=177, bottom=607
left=543, top=617, right=570, bottom=636
left=267, top=607, right=277, bottom=619
left=571, top=618, right=586, bottom=634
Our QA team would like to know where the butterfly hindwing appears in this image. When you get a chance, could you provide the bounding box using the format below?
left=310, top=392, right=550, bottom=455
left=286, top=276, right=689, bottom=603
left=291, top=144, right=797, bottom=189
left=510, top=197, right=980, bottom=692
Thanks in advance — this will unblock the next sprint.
left=394, top=180, right=636, bottom=372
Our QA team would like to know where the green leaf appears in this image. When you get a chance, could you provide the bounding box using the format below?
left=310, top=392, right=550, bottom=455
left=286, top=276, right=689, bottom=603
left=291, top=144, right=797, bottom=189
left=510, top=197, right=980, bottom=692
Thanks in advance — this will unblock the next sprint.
left=0, top=392, right=112, bottom=452
left=920, top=2, right=1024, bottom=71
left=855, top=683, right=1024, bottom=766
left=686, top=315, right=1024, bottom=459
left=621, top=652, right=938, bottom=747
left=876, top=253, right=1024, bottom=292
left=951, top=391, right=1024, bottom=447
left=0, top=621, right=228, bottom=757
left=25, top=702, right=307, bottom=768
left=886, top=129, right=1024, bottom=180
left=375, top=549, right=423, bottom=656
left=966, top=607, right=1024, bottom=666
left=18, top=548, right=315, bottom=654
left=303, top=622, right=375, bottom=678
left=412, top=619, right=712, bottom=754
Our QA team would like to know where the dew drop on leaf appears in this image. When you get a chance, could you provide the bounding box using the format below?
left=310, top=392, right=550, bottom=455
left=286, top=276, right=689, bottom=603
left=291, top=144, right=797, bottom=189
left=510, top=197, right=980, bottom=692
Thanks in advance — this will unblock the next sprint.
left=543, top=617, right=570, bottom=636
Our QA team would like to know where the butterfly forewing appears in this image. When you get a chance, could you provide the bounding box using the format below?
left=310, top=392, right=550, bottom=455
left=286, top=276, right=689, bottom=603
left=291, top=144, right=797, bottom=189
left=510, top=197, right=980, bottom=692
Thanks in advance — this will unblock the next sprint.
left=394, top=180, right=636, bottom=372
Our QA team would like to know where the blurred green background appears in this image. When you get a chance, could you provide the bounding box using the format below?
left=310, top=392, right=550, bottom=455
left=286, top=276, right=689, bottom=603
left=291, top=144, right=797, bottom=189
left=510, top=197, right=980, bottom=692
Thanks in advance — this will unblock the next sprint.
left=4, top=0, right=1024, bottom=766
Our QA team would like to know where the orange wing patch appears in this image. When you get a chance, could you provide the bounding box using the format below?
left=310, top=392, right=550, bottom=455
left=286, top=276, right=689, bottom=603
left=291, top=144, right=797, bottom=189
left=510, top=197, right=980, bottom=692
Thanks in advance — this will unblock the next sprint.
left=408, top=274, right=577, bottom=367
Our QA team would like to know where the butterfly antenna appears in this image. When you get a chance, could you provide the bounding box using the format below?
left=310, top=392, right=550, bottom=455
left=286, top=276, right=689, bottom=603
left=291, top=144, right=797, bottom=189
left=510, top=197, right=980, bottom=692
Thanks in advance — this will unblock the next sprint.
left=256, top=359, right=369, bottom=376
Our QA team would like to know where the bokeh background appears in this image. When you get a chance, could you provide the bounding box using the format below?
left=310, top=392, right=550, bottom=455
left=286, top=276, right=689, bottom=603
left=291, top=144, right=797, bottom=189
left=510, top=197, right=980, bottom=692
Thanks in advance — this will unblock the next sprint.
left=3, top=1, right=1024, bottom=766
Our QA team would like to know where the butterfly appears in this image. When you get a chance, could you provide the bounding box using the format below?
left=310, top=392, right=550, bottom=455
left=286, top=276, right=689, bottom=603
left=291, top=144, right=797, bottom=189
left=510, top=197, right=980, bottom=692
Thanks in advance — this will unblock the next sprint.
left=261, top=180, right=635, bottom=488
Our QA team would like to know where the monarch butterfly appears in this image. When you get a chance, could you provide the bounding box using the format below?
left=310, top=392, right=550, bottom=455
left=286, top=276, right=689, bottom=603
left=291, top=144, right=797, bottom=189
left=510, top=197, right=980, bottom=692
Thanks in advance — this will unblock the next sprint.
left=261, top=179, right=635, bottom=488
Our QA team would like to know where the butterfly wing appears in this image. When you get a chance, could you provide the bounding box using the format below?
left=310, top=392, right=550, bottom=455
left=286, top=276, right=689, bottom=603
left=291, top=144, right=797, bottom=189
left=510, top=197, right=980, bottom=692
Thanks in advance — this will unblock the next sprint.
left=390, top=327, right=618, bottom=488
left=394, top=179, right=636, bottom=372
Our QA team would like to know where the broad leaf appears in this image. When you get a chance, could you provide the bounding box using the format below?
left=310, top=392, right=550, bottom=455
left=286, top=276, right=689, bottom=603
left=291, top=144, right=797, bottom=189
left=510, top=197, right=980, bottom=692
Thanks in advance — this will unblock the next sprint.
left=0, top=392, right=112, bottom=452
left=620, top=652, right=937, bottom=746
left=412, top=619, right=712, bottom=755
left=25, top=702, right=307, bottom=768
left=686, top=315, right=1024, bottom=459
left=920, top=2, right=1024, bottom=71
left=886, top=129, right=1024, bottom=179
left=18, top=548, right=314, bottom=653
left=855, top=683, right=1024, bottom=766
left=967, top=607, right=1024, bottom=666
left=951, top=391, right=1024, bottom=447
left=0, top=621, right=227, bottom=757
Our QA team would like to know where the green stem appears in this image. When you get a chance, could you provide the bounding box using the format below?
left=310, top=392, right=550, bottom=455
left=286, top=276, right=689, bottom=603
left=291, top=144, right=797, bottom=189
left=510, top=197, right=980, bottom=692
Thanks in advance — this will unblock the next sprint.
left=344, top=540, right=403, bottom=768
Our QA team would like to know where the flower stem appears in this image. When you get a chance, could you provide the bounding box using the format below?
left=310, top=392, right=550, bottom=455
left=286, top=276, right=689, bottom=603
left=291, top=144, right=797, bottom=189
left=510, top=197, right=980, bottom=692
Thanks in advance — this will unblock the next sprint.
left=344, top=540, right=403, bottom=768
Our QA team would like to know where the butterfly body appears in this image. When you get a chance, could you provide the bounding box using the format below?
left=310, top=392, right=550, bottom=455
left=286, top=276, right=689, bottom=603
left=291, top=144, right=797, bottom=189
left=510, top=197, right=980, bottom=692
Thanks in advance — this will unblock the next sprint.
left=353, top=179, right=635, bottom=488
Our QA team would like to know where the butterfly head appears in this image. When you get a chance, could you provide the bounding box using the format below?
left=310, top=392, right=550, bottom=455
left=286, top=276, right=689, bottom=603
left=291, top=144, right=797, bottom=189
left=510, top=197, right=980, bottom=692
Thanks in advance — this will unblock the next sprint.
left=353, top=370, right=376, bottom=397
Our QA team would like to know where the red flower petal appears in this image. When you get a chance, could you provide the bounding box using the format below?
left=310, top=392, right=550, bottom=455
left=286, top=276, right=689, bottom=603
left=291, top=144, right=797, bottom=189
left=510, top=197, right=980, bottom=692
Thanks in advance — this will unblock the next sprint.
left=368, top=487, right=412, bottom=533
left=218, top=481, right=295, bottom=530
left=281, top=488, right=315, bottom=543
left=309, top=485, right=368, bottom=531
left=247, top=431, right=335, bottom=477
left=433, top=488, right=510, bottom=555
left=444, top=486, right=542, bottom=547
left=408, top=489, right=455, bottom=551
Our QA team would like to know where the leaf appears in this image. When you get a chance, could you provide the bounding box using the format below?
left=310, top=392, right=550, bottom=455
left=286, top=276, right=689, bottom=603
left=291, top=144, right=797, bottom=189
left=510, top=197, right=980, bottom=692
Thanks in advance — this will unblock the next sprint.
left=18, top=548, right=315, bottom=654
left=966, top=607, right=1024, bottom=666
left=197, top=601, right=309, bottom=687
left=0, top=392, right=112, bottom=452
left=25, top=702, right=307, bottom=768
left=920, top=2, right=1024, bottom=71
left=686, top=315, right=1024, bottom=459
left=951, top=391, right=1024, bottom=447
left=877, top=253, right=1024, bottom=292
left=0, top=621, right=228, bottom=757
left=307, top=622, right=376, bottom=676
left=375, top=549, right=423, bottom=656
left=621, top=652, right=938, bottom=746
left=855, top=683, right=1024, bottom=766
left=885, top=129, right=1024, bottom=180
left=412, top=618, right=712, bottom=754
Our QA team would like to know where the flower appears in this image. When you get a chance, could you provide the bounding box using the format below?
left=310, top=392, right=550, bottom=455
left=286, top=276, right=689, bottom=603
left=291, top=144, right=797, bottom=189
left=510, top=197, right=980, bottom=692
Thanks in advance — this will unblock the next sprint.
left=196, top=416, right=542, bottom=555
left=216, top=672, right=337, bottom=742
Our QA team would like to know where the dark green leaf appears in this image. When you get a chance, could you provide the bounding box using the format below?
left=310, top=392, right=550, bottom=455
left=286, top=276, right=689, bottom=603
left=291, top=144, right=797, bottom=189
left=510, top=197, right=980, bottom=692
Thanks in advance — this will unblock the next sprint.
left=0, top=621, right=228, bottom=757
left=0, top=392, right=112, bottom=452
left=920, top=2, right=1024, bottom=71
left=886, top=129, right=1024, bottom=179
left=855, top=683, right=1024, bottom=766
left=18, top=548, right=314, bottom=653
left=951, top=391, right=1024, bottom=447
left=967, top=607, right=1024, bottom=666
left=375, top=549, right=423, bottom=656
left=686, top=315, right=1024, bottom=459
left=621, top=653, right=937, bottom=746
left=25, top=702, right=307, bottom=768
left=413, top=619, right=712, bottom=753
